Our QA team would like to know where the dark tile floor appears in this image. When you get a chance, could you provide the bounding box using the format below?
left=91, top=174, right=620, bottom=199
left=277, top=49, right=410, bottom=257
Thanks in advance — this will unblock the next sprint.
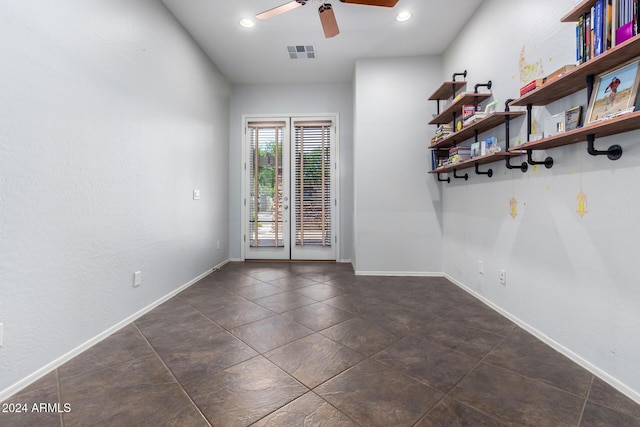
left=3, top=262, right=640, bottom=426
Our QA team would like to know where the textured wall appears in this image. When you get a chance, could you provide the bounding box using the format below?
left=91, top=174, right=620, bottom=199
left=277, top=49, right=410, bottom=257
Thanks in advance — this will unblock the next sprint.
left=353, top=56, right=444, bottom=274
left=442, top=0, right=640, bottom=399
left=0, top=0, right=230, bottom=395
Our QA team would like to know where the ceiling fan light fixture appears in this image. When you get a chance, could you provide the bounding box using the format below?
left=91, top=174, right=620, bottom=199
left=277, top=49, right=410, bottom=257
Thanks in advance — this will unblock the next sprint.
left=239, top=18, right=255, bottom=28
left=396, top=11, right=412, bottom=22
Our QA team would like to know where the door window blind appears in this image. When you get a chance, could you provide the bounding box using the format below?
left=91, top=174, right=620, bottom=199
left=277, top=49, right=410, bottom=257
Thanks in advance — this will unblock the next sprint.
left=294, top=121, right=332, bottom=247
left=248, top=121, right=286, bottom=248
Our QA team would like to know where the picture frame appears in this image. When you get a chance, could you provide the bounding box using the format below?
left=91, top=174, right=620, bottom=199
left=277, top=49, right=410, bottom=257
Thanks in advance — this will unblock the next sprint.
left=585, top=57, right=640, bottom=124
left=543, top=111, right=565, bottom=138
left=564, top=106, right=582, bottom=131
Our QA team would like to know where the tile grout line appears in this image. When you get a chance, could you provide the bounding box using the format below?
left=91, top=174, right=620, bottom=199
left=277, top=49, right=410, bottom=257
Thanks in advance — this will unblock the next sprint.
left=576, top=375, right=595, bottom=426
left=56, top=368, right=64, bottom=427
left=130, top=322, right=213, bottom=427
left=428, top=331, right=514, bottom=425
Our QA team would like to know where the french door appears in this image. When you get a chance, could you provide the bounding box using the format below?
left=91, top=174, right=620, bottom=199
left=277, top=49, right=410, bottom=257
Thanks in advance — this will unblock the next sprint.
left=243, top=116, right=337, bottom=260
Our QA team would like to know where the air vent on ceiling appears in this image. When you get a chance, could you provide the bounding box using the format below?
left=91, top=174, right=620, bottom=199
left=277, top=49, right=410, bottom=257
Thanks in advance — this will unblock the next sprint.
left=287, top=45, right=316, bottom=59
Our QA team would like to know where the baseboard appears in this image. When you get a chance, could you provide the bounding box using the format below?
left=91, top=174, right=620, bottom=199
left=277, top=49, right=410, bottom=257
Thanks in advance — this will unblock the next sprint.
left=0, top=259, right=229, bottom=402
left=355, top=270, right=444, bottom=277
left=444, top=273, right=640, bottom=406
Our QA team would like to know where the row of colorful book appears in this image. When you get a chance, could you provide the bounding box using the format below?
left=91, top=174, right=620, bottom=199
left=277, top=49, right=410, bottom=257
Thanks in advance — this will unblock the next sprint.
left=430, top=137, right=501, bottom=170
left=576, top=0, right=639, bottom=65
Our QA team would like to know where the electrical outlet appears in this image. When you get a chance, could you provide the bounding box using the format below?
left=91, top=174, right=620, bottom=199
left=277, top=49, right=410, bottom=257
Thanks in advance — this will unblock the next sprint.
left=134, top=271, right=142, bottom=287
left=499, top=269, right=507, bottom=286
left=193, top=189, right=201, bottom=200
left=478, top=260, right=484, bottom=274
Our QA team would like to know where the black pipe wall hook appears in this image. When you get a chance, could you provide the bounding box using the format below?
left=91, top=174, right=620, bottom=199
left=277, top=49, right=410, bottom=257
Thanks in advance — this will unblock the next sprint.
left=475, top=163, right=493, bottom=177
left=453, top=169, right=469, bottom=180
left=452, top=70, right=467, bottom=82
left=437, top=173, right=450, bottom=183
left=586, top=134, right=622, bottom=160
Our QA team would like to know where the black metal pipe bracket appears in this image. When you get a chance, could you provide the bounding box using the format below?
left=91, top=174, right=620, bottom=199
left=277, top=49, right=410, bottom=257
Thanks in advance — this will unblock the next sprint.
left=453, top=169, right=469, bottom=180
left=437, top=173, right=451, bottom=183
left=524, top=103, right=553, bottom=168
left=452, top=70, right=467, bottom=82
left=474, top=81, right=492, bottom=93
left=506, top=157, right=529, bottom=172
left=527, top=150, right=554, bottom=168
left=475, top=163, right=493, bottom=177
left=504, top=99, right=528, bottom=173
left=587, top=134, right=622, bottom=160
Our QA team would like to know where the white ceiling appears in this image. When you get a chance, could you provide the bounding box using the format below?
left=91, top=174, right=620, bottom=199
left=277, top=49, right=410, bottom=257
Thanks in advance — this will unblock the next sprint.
left=161, top=0, right=484, bottom=84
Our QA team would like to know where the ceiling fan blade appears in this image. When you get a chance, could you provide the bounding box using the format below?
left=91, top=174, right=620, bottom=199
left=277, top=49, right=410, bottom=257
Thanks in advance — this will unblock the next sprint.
left=339, top=0, right=399, bottom=7
left=257, top=0, right=305, bottom=20
left=318, top=4, right=340, bottom=38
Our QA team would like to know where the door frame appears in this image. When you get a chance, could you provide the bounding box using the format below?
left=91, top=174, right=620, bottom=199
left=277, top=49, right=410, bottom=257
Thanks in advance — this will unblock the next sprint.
left=240, top=113, right=340, bottom=261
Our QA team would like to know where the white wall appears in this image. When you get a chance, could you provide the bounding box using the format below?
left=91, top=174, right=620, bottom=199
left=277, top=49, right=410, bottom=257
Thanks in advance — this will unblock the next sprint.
left=442, top=0, right=640, bottom=399
left=0, top=0, right=230, bottom=397
left=353, top=56, right=444, bottom=274
left=229, top=83, right=354, bottom=261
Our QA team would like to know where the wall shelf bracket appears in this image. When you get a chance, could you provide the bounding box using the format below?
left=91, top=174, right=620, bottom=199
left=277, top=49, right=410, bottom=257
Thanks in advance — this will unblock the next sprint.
left=437, top=173, right=451, bottom=183
left=504, top=99, right=528, bottom=173
left=527, top=150, right=554, bottom=168
left=453, top=169, right=469, bottom=180
left=474, top=81, right=492, bottom=93
left=475, top=163, right=493, bottom=177
left=452, top=70, right=467, bottom=82
left=506, top=157, right=528, bottom=172
left=586, top=134, right=622, bottom=160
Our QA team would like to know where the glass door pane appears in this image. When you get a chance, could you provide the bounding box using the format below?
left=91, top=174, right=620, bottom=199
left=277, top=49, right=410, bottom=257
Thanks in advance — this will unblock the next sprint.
left=245, top=121, right=290, bottom=260
left=291, top=119, right=336, bottom=260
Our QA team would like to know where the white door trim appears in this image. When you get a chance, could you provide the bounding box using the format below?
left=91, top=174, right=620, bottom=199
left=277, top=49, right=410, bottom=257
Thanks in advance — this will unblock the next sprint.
left=241, top=113, right=340, bottom=261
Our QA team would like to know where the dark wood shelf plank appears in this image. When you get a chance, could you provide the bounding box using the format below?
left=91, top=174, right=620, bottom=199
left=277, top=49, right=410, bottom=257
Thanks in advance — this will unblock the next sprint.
left=561, top=0, right=597, bottom=23
left=428, top=81, right=467, bottom=101
left=509, top=111, right=640, bottom=151
left=429, top=111, right=526, bottom=149
left=510, top=35, right=640, bottom=107
left=429, top=92, right=492, bottom=125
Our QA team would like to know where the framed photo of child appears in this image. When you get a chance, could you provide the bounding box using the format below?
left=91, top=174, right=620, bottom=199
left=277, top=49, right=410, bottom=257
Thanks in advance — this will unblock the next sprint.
left=585, top=57, right=640, bottom=124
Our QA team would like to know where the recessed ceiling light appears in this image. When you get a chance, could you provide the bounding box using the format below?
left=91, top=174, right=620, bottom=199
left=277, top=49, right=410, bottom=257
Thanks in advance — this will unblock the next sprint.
left=396, top=11, right=412, bottom=22
left=240, top=18, right=255, bottom=28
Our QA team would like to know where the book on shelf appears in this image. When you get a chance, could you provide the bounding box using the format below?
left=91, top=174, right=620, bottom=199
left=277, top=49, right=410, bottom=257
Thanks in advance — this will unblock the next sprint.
left=520, top=78, right=545, bottom=96
left=448, top=146, right=471, bottom=164
left=576, top=0, right=639, bottom=65
left=461, top=104, right=481, bottom=120
left=431, top=148, right=449, bottom=170
left=431, top=124, right=453, bottom=144
left=463, top=112, right=486, bottom=126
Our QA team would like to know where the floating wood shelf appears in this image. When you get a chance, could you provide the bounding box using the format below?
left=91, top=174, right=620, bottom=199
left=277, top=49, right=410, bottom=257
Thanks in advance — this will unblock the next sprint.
left=510, top=35, right=640, bottom=107
left=561, top=0, right=600, bottom=23
left=509, top=111, right=640, bottom=152
left=429, top=111, right=526, bottom=149
left=428, top=81, right=467, bottom=101
left=429, top=152, right=527, bottom=174
left=429, top=92, right=492, bottom=125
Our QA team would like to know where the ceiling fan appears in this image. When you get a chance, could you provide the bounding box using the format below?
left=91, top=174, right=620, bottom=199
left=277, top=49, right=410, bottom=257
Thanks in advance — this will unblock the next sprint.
left=256, top=0, right=400, bottom=38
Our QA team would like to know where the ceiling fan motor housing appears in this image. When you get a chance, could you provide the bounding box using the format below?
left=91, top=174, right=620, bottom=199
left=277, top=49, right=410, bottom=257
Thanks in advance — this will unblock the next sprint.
left=296, top=0, right=307, bottom=4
